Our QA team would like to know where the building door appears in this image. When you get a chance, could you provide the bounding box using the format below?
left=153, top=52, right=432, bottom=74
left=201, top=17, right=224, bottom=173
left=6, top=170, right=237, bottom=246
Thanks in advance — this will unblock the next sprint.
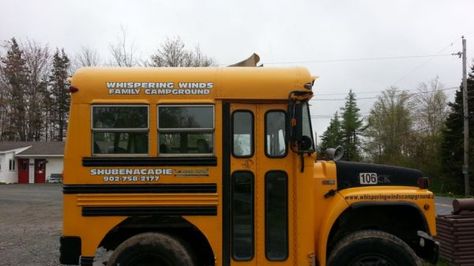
left=18, top=159, right=29, bottom=184
left=223, top=102, right=294, bottom=266
left=34, top=159, right=46, bottom=183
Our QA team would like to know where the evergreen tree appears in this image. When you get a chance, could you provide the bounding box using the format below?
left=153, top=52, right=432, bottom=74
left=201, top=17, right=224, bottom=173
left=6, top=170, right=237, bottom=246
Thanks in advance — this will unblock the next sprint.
left=0, top=38, right=29, bottom=140
left=441, top=65, right=474, bottom=194
left=340, top=90, right=363, bottom=161
left=320, top=112, right=343, bottom=151
left=48, top=49, right=70, bottom=141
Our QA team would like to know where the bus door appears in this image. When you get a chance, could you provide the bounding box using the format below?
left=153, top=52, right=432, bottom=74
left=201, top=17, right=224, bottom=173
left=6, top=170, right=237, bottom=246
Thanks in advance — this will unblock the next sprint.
left=226, top=102, right=294, bottom=266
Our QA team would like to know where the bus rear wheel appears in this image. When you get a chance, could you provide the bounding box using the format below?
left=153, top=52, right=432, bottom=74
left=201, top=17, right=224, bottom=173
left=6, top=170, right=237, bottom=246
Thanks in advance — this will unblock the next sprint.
left=328, top=230, right=420, bottom=266
left=106, top=232, right=195, bottom=266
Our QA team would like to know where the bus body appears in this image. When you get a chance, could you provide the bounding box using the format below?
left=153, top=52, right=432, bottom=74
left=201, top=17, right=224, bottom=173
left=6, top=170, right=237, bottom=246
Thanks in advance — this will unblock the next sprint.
left=60, top=67, right=438, bottom=266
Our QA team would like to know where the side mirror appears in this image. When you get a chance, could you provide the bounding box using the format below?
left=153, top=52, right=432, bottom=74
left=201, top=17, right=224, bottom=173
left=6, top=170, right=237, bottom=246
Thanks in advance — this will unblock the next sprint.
left=289, top=101, right=306, bottom=149
left=299, top=135, right=313, bottom=151
left=288, top=97, right=314, bottom=154
left=325, top=146, right=344, bottom=161
left=291, top=102, right=303, bottom=142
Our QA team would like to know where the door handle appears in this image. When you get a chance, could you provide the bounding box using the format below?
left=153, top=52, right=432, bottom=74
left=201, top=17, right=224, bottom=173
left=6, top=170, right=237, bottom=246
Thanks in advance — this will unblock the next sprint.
left=241, top=159, right=254, bottom=169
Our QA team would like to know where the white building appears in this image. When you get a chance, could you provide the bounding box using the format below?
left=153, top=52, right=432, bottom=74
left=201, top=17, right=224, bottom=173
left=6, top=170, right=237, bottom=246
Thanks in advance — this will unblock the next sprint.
left=0, top=142, right=64, bottom=184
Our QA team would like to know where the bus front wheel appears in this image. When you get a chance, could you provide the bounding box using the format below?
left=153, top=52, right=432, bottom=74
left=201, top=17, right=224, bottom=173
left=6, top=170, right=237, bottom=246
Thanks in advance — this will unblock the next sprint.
left=106, top=232, right=195, bottom=266
left=328, top=230, right=421, bottom=266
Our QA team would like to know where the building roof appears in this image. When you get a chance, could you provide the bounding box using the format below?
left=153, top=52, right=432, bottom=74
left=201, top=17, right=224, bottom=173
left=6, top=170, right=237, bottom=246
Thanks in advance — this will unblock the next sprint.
left=16, top=142, right=64, bottom=156
left=0, top=141, right=64, bottom=156
left=0, top=141, right=35, bottom=152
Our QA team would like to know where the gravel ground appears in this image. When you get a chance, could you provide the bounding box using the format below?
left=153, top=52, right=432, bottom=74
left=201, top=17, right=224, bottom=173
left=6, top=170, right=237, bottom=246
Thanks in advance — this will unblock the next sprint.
left=0, top=184, right=455, bottom=266
left=0, top=184, right=62, bottom=266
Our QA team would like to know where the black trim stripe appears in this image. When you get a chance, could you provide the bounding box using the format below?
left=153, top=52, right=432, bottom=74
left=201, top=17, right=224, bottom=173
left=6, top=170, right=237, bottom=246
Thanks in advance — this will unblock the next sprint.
left=82, top=206, right=217, bottom=216
left=63, top=183, right=217, bottom=194
left=222, top=102, right=231, bottom=266
left=82, top=156, right=217, bottom=167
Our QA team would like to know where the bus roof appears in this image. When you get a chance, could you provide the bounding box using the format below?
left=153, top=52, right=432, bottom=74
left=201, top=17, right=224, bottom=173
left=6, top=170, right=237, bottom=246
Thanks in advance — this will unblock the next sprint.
left=69, top=67, right=315, bottom=103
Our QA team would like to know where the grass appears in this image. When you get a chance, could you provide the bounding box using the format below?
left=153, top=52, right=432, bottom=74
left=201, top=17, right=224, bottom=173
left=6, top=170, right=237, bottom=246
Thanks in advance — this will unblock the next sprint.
left=434, top=191, right=470, bottom=198
left=436, top=258, right=450, bottom=266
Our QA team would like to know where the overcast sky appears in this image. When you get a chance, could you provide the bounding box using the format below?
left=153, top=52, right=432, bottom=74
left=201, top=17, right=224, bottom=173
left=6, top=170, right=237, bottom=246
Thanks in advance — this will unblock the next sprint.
left=1, top=0, right=474, bottom=136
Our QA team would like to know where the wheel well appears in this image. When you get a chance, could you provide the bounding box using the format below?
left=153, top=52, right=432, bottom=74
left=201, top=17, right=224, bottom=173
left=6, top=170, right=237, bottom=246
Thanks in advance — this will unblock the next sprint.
left=98, top=216, right=215, bottom=266
left=327, top=203, right=428, bottom=259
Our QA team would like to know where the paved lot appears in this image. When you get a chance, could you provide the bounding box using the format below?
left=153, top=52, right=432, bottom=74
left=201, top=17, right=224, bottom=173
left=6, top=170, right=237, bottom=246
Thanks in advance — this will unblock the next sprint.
left=0, top=184, right=62, bottom=266
left=0, top=184, right=458, bottom=266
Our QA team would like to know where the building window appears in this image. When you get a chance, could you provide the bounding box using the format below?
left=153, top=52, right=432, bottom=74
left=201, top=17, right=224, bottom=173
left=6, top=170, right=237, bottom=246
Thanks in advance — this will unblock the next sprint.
left=158, top=105, right=214, bottom=156
left=9, top=159, right=15, bottom=171
left=265, top=111, right=287, bottom=157
left=232, top=111, right=254, bottom=157
left=92, top=105, right=149, bottom=155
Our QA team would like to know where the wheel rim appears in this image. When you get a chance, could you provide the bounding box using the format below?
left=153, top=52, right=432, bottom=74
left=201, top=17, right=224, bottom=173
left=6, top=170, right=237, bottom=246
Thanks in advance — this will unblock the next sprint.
left=127, top=254, right=174, bottom=266
left=350, top=253, right=397, bottom=266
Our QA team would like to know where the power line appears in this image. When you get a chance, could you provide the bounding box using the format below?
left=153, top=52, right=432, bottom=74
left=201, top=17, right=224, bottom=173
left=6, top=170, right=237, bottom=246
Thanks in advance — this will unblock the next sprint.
left=262, top=53, right=453, bottom=65
left=311, top=87, right=458, bottom=101
left=391, top=39, right=458, bottom=86
left=315, top=83, right=460, bottom=96
left=313, top=96, right=377, bottom=101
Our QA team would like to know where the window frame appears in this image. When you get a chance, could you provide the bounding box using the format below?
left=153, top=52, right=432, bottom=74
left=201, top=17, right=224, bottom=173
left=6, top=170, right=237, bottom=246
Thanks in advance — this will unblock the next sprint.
left=9, top=159, right=15, bottom=171
left=231, top=110, right=254, bottom=158
left=264, top=110, right=288, bottom=158
left=231, top=170, right=255, bottom=261
left=157, top=104, right=215, bottom=157
left=265, top=170, right=289, bottom=261
left=91, top=104, right=150, bottom=157
left=302, top=102, right=316, bottom=152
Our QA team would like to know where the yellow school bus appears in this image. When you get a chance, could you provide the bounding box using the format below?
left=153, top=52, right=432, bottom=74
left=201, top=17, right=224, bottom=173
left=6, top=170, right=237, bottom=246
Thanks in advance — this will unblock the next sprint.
left=60, top=67, right=439, bottom=266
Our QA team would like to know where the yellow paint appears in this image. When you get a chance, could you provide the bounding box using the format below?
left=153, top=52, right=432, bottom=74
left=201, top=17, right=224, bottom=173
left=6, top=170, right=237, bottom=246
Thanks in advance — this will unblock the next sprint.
left=63, top=67, right=437, bottom=265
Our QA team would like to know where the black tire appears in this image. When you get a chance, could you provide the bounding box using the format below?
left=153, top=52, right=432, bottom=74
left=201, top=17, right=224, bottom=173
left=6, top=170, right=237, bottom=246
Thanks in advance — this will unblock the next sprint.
left=328, top=230, right=420, bottom=266
left=106, top=232, right=195, bottom=266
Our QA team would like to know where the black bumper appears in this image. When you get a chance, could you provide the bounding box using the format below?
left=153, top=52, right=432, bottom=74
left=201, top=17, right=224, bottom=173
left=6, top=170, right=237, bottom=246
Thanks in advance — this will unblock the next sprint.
left=59, top=236, right=81, bottom=265
left=417, top=231, right=439, bottom=264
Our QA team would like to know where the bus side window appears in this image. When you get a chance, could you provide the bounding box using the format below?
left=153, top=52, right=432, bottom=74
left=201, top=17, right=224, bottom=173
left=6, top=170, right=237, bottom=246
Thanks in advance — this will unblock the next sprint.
left=92, top=105, right=149, bottom=156
left=158, top=105, right=214, bottom=156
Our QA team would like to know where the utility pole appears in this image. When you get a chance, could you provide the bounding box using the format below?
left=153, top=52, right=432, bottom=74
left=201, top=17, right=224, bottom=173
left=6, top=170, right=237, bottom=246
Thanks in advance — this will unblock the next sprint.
left=454, top=36, right=470, bottom=196
left=462, top=36, right=469, bottom=196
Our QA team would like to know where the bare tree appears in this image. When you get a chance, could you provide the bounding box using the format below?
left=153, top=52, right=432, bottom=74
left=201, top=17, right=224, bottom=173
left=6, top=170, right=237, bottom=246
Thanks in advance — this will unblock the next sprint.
left=149, top=37, right=214, bottom=67
left=412, top=77, right=448, bottom=137
left=188, top=46, right=214, bottom=66
left=365, top=87, right=414, bottom=164
left=405, top=77, right=449, bottom=180
left=109, top=26, right=137, bottom=67
left=75, top=46, right=101, bottom=68
left=23, top=40, right=51, bottom=140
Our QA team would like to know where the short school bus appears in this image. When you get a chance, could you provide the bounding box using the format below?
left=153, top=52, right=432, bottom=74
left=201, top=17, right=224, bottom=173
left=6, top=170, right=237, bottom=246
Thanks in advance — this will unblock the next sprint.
left=60, top=67, right=439, bottom=266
